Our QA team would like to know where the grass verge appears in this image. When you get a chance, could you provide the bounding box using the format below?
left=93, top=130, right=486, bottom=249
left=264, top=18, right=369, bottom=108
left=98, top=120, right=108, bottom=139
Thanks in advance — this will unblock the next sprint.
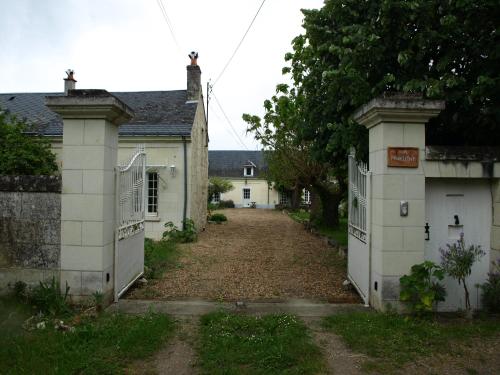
left=0, top=296, right=175, bottom=375
left=144, top=237, right=181, bottom=279
left=323, top=311, right=500, bottom=373
left=198, top=311, right=325, bottom=375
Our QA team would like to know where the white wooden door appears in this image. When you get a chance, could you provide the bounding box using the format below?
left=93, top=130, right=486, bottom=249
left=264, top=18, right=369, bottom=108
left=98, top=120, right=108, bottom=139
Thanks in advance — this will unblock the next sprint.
left=242, top=188, right=251, bottom=207
left=425, top=179, right=491, bottom=311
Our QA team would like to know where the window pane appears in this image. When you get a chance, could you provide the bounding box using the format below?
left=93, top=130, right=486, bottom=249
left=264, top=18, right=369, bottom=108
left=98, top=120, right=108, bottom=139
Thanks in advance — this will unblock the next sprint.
left=147, top=172, right=158, bottom=214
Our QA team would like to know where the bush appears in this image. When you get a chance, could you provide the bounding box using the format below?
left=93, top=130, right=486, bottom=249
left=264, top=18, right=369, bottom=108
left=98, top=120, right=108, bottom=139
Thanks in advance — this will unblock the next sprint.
left=400, top=261, right=446, bottom=315
left=218, top=200, right=235, bottom=208
left=209, top=213, right=227, bottom=223
left=481, top=260, right=500, bottom=313
left=28, top=277, right=72, bottom=316
left=207, top=202, right=219, bottom=211
left=0, top=108, right=58, bottom=175
left=162, top=218, right=197, bottom=243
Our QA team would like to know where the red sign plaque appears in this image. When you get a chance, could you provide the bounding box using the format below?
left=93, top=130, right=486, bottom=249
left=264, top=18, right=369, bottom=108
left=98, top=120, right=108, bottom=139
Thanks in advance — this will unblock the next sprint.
left=387, top=147, right=419, bottom=168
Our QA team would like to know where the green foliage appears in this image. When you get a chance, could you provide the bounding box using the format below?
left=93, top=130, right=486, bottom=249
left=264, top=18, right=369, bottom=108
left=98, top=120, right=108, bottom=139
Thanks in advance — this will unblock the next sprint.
left=207, top=202, right=219, bottom=211
left=323, top=312, right=500, bottom=372
left=480, top=260, right=500, bottom=313
left=0, top=109, right=58, bottom=175
left=0, top=311, right=175, bottom=375
left=218, top=199, right=235, bottom=209
left=440, top=235, right=485, bottom=311
left=209, top=213, right=227, bottom=223
left=400, top=261, right=446, bottom=315
left=144, top=238, right=180, bottom=279
left=162, top=219, right=197, bottom=243
left=199, top=311, right=325, bottom=375
left=28, top=277, right=72, bottom=317
left=208, top=177, right=234, bottom=203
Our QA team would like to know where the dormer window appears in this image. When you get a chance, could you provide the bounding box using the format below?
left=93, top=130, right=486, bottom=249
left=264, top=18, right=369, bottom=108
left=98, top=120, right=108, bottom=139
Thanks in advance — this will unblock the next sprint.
left=244, top=166, right=254, bottom=177
left=243, top=160, right=256, bottom=177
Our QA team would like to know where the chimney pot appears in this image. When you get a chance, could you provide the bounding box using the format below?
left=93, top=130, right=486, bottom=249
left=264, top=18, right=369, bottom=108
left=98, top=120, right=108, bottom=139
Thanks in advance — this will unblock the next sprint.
left=64, top=69, right=77, bottom=95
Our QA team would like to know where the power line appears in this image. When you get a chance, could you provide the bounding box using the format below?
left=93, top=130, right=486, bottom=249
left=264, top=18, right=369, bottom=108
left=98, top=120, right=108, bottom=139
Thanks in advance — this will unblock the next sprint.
left=211, top=91, right=249, bottom=150
left=208, top=102, right=248, bottom=149
left=156, top=0, right=182, bottom=53
left=212, top=0, right=267, bottom=86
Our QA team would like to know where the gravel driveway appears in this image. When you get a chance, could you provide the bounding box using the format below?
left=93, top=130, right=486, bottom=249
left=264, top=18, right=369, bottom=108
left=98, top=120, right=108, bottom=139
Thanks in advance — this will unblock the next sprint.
left=130, top=209, right=359, bottom=303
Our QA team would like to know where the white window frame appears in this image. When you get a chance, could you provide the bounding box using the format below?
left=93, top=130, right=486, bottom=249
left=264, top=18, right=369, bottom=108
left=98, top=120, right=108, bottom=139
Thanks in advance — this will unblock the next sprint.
left=302, top=189, right=311, bottom=205
left=243, top=166, right=254, bottom=177
left=279, top=191, right=290, bottom=206
left=212, top=191, right=221, bottom=203
left=242, top=187, right=251, bottom=200
left=146, top=171, right=159, bottom=216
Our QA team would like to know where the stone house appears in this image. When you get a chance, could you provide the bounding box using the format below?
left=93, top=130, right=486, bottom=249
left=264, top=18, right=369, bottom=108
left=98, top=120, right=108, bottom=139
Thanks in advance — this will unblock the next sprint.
left=208, top=150, right=308, bottom=208
left=0, top=58, right=208, bottom=240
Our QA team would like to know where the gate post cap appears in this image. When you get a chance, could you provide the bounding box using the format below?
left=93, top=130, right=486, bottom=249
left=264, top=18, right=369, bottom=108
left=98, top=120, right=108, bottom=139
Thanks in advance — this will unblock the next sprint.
left=46, top=89, right=134, bottom=125
left=353, top=94, right=445, bottom=129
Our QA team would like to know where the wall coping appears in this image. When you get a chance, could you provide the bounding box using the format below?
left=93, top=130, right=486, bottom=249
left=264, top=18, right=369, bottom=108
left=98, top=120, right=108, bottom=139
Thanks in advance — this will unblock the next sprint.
left=426, top=146, right=500, bottom=162
left=0, top=175, right=61, bottom=192
left=46, top=89, right=134, bottom=125
left=353, top=96, right=445, bottom=129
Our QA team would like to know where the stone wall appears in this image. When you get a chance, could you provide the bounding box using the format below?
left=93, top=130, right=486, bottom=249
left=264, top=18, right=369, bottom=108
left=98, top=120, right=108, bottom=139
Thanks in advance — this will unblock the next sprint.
left=0, top=175, right=61, bottom=294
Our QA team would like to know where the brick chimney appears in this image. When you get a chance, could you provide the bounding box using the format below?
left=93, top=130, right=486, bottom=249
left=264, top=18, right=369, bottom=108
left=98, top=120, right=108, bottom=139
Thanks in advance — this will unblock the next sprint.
left=64, top=70, right=77, bottom=95
left=186, top=52, right=201, bottom=102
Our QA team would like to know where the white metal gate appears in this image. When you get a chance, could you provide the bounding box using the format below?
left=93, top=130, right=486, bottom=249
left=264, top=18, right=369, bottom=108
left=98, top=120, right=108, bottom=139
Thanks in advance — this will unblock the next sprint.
left=115, top=145, right=146, bottom=301
left=347, top=153, right=371, bottom=305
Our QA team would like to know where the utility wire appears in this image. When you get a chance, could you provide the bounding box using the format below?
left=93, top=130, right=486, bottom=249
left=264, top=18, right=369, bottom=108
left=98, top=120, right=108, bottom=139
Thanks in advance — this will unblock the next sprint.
left=208, top=102, right=247, bottom=149
left=212, top=0, right=267, bottom=87
left=156, top=0, right=182, bottom=53
left=211, top=91, right=249, bottom=150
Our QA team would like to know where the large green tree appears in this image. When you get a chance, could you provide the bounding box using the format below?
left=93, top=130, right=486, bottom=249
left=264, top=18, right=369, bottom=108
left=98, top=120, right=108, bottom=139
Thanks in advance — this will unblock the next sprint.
left=0, top=109, right=58, bottom=175
left=247, top=0, right=499, bottom=226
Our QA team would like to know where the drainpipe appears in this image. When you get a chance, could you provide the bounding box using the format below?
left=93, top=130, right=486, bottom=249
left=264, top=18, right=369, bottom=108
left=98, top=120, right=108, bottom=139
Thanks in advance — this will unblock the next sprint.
left=182, top=136, right=188, bottom=230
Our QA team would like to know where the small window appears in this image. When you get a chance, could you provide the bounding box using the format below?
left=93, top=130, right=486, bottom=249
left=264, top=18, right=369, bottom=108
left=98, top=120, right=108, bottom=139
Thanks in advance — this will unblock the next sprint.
left=302, top=189, right=311, bottom=205
left=147, top=172, right=158, bottom=215
left=279, top=191, right=290, bottom=206
left=244, top=166, right=253, bottom=177
left=243, top=188, right=251, bottom=199
left=212, top=191, right=221, bottom=203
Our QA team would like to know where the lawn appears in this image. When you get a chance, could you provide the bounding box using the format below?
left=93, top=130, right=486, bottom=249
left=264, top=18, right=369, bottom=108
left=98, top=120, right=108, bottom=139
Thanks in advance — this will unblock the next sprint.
left=288, top=210, right=348, bottom=246
left=0, top=297, right=176, bottom=375
left=198, top=311, right=325, bottom=375
left=323, top=311, right=500, bottom=373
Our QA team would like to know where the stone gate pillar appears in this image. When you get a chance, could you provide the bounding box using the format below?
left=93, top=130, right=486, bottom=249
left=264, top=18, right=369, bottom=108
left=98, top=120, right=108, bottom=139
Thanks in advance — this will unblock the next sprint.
left=46, top=90, right=133, bottom=302
left=353, top=94, right=444, bottom=310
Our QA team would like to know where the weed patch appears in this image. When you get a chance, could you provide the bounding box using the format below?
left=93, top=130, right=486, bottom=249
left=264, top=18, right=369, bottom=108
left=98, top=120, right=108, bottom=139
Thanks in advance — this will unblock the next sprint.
left=198, top=311, right=325, bottom=375
left=323, top=312, right=500, bottom=372
left=144, top=238, right=180, bottom=279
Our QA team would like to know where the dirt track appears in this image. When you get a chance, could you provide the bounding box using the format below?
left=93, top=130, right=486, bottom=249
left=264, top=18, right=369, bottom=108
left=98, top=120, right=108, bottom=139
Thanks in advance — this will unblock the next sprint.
left=130, top=209, right=359, bottom=303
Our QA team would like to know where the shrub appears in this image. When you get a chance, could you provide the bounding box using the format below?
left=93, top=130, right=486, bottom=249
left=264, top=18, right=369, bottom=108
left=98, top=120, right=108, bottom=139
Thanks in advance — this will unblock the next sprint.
left=481, top=260, right=500, bottom=313
left=400, top=261, right=446, bottom=315
left=218, top=199, right=235, bottom=208
left=207, top=202, right=219, bottom=211
left=162, top=218, right=197, bottom=243
left=440, top=234, right=485, bottom=314
left=29, top=277, right=72, bottom=316
left=209, top=213, right=227, bottom=223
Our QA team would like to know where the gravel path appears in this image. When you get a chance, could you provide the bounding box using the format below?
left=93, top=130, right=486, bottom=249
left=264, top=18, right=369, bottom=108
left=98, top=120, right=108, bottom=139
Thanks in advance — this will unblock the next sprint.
left=130, top=209, right=359, bottom=302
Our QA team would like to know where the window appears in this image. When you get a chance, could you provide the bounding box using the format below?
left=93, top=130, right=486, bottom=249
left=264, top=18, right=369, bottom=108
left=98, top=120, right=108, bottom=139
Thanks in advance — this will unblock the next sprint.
left=243, top=166, right=253, bottom=177
left=147, top=172, right=158, bottom=214
left=212, top=191, right=221, bottom=203
left=243, top=188, right=251, bottom=200
left=279, top=191, right=290, bottom=206
left=302, top=189, right=311, bottom=205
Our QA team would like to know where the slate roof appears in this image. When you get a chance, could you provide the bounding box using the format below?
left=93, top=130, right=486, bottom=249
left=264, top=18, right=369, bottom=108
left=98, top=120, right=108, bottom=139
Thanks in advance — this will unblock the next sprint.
left=208, top=150, right=268, bottom=178
left=0, top=90, right=197, bottom=136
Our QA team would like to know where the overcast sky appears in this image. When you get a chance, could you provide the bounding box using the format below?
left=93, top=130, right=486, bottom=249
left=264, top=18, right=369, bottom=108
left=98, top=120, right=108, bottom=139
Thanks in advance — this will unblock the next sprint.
left=0, top=0, right=324, bottom=150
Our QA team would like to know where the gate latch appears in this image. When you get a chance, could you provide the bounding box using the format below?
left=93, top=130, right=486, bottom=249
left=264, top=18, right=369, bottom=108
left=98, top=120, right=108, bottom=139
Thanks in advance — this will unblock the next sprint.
left=424, top=222, right=430, bottom=241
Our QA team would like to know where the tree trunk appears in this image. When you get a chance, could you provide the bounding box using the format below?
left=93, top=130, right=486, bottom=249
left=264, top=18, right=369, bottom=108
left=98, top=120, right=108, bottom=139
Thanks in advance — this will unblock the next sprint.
left=312, top=183, right=342, bottom=227
left=290, top=184, right=303, bottom=210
